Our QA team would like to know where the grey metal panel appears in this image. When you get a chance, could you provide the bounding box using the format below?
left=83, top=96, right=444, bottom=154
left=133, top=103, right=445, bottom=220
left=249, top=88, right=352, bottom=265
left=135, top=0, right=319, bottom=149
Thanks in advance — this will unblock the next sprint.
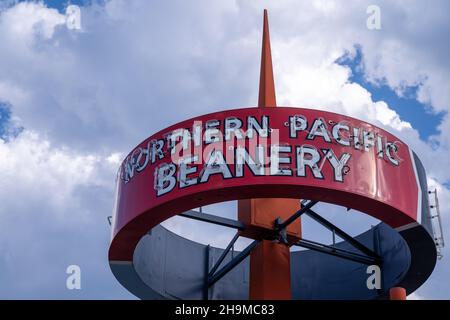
left=133, top=228, right=167, bottom=295
left=133, top=225, right=250, bottom=299
left=291, top=223, right=410, bottom=299
left=412, top=151, right=433, bottom=235
left=163, top=230, right=206, bottom=299
left=208, top=246, right=249, bottom=300
left=110, top=262, right=165, bottom=300
left=131, top=223, right=414, bottom=300
left=375, top=224, right=411, bottom=291
left=397, top=225, right=437, bottom=294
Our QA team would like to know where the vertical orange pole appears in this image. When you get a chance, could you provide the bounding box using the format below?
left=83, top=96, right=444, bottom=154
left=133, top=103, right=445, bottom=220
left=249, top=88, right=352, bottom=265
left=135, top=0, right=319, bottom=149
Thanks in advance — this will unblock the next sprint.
left=389, top=287, right=407, bottom=300
left=244, top=9, right=293, bottom=300
left=258, top=9, right=277, bottom=108
left=249, top=240, right=291, bottom=299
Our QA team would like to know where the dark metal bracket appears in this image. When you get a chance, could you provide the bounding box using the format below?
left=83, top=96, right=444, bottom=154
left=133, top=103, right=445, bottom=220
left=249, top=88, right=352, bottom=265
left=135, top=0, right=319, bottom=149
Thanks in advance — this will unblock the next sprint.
left=180, top=210, right=245, bottom=230
left=294, top=238, right=380, bottom=265
left=179, top=199, right=383, bottom=300
left=273, top=200, right=318, bottom=244
left=303, top=206, right=382, bottom=263
left=271, top=199, right=381, bottom=265
left=274, top=200, right=318, bottom=231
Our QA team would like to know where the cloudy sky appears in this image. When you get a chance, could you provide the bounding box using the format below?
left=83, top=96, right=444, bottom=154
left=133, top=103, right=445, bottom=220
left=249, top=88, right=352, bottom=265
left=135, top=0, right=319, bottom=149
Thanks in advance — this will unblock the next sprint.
left=0, top=0, right=449, bottom=299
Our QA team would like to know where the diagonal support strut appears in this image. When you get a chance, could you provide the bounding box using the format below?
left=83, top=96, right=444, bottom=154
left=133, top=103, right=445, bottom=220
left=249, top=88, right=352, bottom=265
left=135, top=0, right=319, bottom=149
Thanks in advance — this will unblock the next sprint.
left=208, top=233, right=240, bottom=278
left=180, top=210, right=246, bottom=230
left=274, top=200, right=318, bottom=231
left=303, top=207, right=382, bottom=261
left=207, top=240, right=259, bottom=288
left=295, top=238, right=380, bottom=265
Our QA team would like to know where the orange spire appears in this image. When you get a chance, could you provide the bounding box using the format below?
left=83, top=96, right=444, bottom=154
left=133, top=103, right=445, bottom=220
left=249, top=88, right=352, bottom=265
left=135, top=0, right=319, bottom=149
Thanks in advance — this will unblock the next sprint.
left=258, top=9, right=277, bottom=108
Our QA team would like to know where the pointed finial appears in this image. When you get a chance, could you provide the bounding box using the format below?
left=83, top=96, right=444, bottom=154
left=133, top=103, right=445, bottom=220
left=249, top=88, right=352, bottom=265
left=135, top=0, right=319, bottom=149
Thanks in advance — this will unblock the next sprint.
left=258, top=9, right=277, bottom=108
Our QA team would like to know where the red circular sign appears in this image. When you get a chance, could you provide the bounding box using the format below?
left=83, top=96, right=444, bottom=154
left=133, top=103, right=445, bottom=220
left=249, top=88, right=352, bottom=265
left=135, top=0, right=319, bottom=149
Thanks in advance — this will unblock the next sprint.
left=109, top=107, right=421, bottom=261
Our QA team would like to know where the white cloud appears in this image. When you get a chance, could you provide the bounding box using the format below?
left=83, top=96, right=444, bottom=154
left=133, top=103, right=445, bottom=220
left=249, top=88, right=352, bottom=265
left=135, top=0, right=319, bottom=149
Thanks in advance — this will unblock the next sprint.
left=0, top=129, right=133, bottom=298
left=0, top=131, right=98, bottom=212
left=1, top=1, right=65, bottom=43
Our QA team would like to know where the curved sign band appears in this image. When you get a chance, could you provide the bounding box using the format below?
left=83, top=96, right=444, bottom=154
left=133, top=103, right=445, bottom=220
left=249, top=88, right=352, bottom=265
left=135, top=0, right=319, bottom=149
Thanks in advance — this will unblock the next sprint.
left=109, top=107, right=426, bottom=262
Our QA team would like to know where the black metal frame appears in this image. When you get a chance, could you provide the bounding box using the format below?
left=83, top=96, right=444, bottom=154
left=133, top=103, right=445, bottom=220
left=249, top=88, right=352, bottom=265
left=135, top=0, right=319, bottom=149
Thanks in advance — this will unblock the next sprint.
left=275, top=200, right=318, bottom=230
left=178, top=199, right=383, bottom=300
left=180, top=210, right=245, bottom=230
left=295, top=238, right=379, bottom=265
left=302, top=207, right=381, bottom=262
left=208, top=233, right=240, bottom=277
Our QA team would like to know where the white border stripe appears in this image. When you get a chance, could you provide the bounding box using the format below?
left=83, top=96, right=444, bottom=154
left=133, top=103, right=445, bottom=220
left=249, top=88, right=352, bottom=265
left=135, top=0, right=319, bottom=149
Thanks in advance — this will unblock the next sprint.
left=109, top=260, right=133, bottom=265
left=409, top=147, right=422, bottom=225
left=395, top=221, right=419, bottom=232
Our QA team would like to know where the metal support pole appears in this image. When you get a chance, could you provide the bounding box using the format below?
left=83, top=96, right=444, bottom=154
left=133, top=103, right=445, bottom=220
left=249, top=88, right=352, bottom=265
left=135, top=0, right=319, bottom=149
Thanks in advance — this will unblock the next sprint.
left=389, top=287, right=407, bottom=300
left=332, top=229, right=336, bottom=249
left=203, top=245, right=210, bottom=300
left=249, top=240, right=291, bottom=299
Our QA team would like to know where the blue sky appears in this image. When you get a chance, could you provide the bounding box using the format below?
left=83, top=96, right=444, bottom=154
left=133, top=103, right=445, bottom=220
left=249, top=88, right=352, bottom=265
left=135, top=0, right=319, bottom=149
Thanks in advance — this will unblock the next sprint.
left=0, top=0, right=449, bottom=300
left=31, top=0, right=88, bottom=11
left=0, top=104, right=10, bottom=138
left=336, top=47, right=444, bottom=140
